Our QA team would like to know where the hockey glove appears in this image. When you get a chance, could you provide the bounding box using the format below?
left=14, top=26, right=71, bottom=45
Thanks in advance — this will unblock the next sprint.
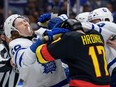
left=34, top=27, right=50, bottom=39
left=44, top=28, right=70, bottom=42
left=38, top=13, right=51, bottom=23
left=30, top=28, right=69, bottom=52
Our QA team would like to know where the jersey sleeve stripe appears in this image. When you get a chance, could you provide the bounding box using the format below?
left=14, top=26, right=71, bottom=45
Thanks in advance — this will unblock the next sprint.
left=107, top=58, right=116, bottom=70
left=19, top=53, right=24, bottom=67
left=36, top=44, right=48, bottom=63
left=99, top=27, right=102, bottom=33
left=14, top=48, right=26, bottom=65
left=41, top=44, right=55, bottom=61
left=92, top=24, right=95, bottom=30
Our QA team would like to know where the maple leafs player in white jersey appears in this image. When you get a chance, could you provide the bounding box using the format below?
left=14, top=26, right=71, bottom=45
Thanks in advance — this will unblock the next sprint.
left=3, top=14, right=69, bottom=87
left=78, top=7, right=116, bottom=87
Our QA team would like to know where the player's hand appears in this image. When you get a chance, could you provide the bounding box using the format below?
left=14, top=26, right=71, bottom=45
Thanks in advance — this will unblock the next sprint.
left=109, top=34, right=116, bottom=40
left=34, top=27, right=50, bottom=39
left=38, top=13, right=51, bottom=23
left=59, top=19, right=83, bottom=31
left=43, top=28, right=70, bottom=42
left=46, top=28, right=70, bottom=36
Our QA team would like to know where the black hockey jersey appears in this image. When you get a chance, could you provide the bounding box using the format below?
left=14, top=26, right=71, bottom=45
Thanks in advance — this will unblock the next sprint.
left=36, top=30, right=110, bottom=86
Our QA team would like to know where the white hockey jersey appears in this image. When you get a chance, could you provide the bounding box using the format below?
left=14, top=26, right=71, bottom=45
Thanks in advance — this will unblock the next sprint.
left=9, top=38, right=68, bottom=87
left=82, top=21, right=116, bottom=75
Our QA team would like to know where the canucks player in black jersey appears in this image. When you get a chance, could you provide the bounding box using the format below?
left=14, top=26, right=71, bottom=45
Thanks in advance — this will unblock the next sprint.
left=36, top=19, right=110, bottom=87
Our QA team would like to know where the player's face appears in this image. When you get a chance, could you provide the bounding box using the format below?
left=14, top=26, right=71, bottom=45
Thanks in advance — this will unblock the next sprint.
left=14, top=18, right=33, bottom=36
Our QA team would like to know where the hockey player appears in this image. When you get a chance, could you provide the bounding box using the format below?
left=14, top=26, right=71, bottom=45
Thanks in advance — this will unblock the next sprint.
left=3, top=14, right=69, bottom=87
left=36, top=19, right=110, bottom=87
left=79, top=7, right=116, bottom=87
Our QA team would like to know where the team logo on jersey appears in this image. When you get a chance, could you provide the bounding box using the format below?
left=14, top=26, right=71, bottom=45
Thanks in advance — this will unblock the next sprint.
left=42, top=61, right=56, bottom=74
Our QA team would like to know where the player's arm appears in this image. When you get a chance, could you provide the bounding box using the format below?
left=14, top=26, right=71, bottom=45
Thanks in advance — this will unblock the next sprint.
left=9, top=43, right=37, bottom=68
left=36, top=33, right=71, bottom=64
left=81, top=22, right=116, bottom=41
left=14, top=28, right=69, bottom=67
left=81, top=22, right=102, bottom=33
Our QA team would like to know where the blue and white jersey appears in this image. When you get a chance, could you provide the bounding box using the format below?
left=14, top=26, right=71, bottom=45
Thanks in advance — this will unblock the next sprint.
left=82, top=21, right=116, bottom=75
left=9, top=38, right=35, bottom=68
left=9, top=38, right=68, bottom=87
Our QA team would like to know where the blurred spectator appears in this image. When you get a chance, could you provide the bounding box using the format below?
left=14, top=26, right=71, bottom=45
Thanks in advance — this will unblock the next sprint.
left=106, top=2, right=113, bottom=12
left=110, top=0, right=116, bottom=23
left=0, top=7, right=4, bottom=27
left=58, top=0, right=67, bottom=15
left=70, top=0, right=88, bottom=8
left=70, top=0, right=76, bottom=7
left=0, top=0, right=3, bottom=25
left=110, top=0, right=116, bottom=11
left=24, top=0, right=39, bottom=16
left=9, top=0, right=28, bottom=14
left=23, top=0, right=40, bottom=30
left=47, top=0, right=64, bottom=12
left=0, top=0, right=4, bottom=9
left=88, top=0, right=108, bottom=10
left=58, top=0, right=76, bottom=18
left=80, top=0, right=88, bottom=6
left=37, top=0, right=48, bottom=13
left=83, top=4, right=91, bottom=12
left=24, top=0, right=40, bottom=20
left=72, top=0, right=89, bottom=14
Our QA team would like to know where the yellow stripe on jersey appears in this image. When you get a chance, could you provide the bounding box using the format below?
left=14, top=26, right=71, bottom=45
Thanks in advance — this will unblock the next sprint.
left=36, top=44, right=48, bottom=64
left=52, top=37, right=61, bottom=44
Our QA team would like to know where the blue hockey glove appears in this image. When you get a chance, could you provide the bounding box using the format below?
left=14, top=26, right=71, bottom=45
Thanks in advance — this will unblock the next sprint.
left=45, top=28, right=70, bottom=42
left=38, top=13, right=51, bottom=23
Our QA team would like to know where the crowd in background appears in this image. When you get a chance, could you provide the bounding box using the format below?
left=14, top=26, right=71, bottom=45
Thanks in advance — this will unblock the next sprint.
left=0, top=0, right=116, bottom=37
left=0, top=0, right=116, bottom=87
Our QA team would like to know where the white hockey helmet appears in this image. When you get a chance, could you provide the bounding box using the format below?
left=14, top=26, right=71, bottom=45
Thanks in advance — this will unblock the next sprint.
left=75, top=12, right=90, bottom=22
left=4, top=14, right=22, bottom=38
left=88, top=7, right=113, bottom=22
